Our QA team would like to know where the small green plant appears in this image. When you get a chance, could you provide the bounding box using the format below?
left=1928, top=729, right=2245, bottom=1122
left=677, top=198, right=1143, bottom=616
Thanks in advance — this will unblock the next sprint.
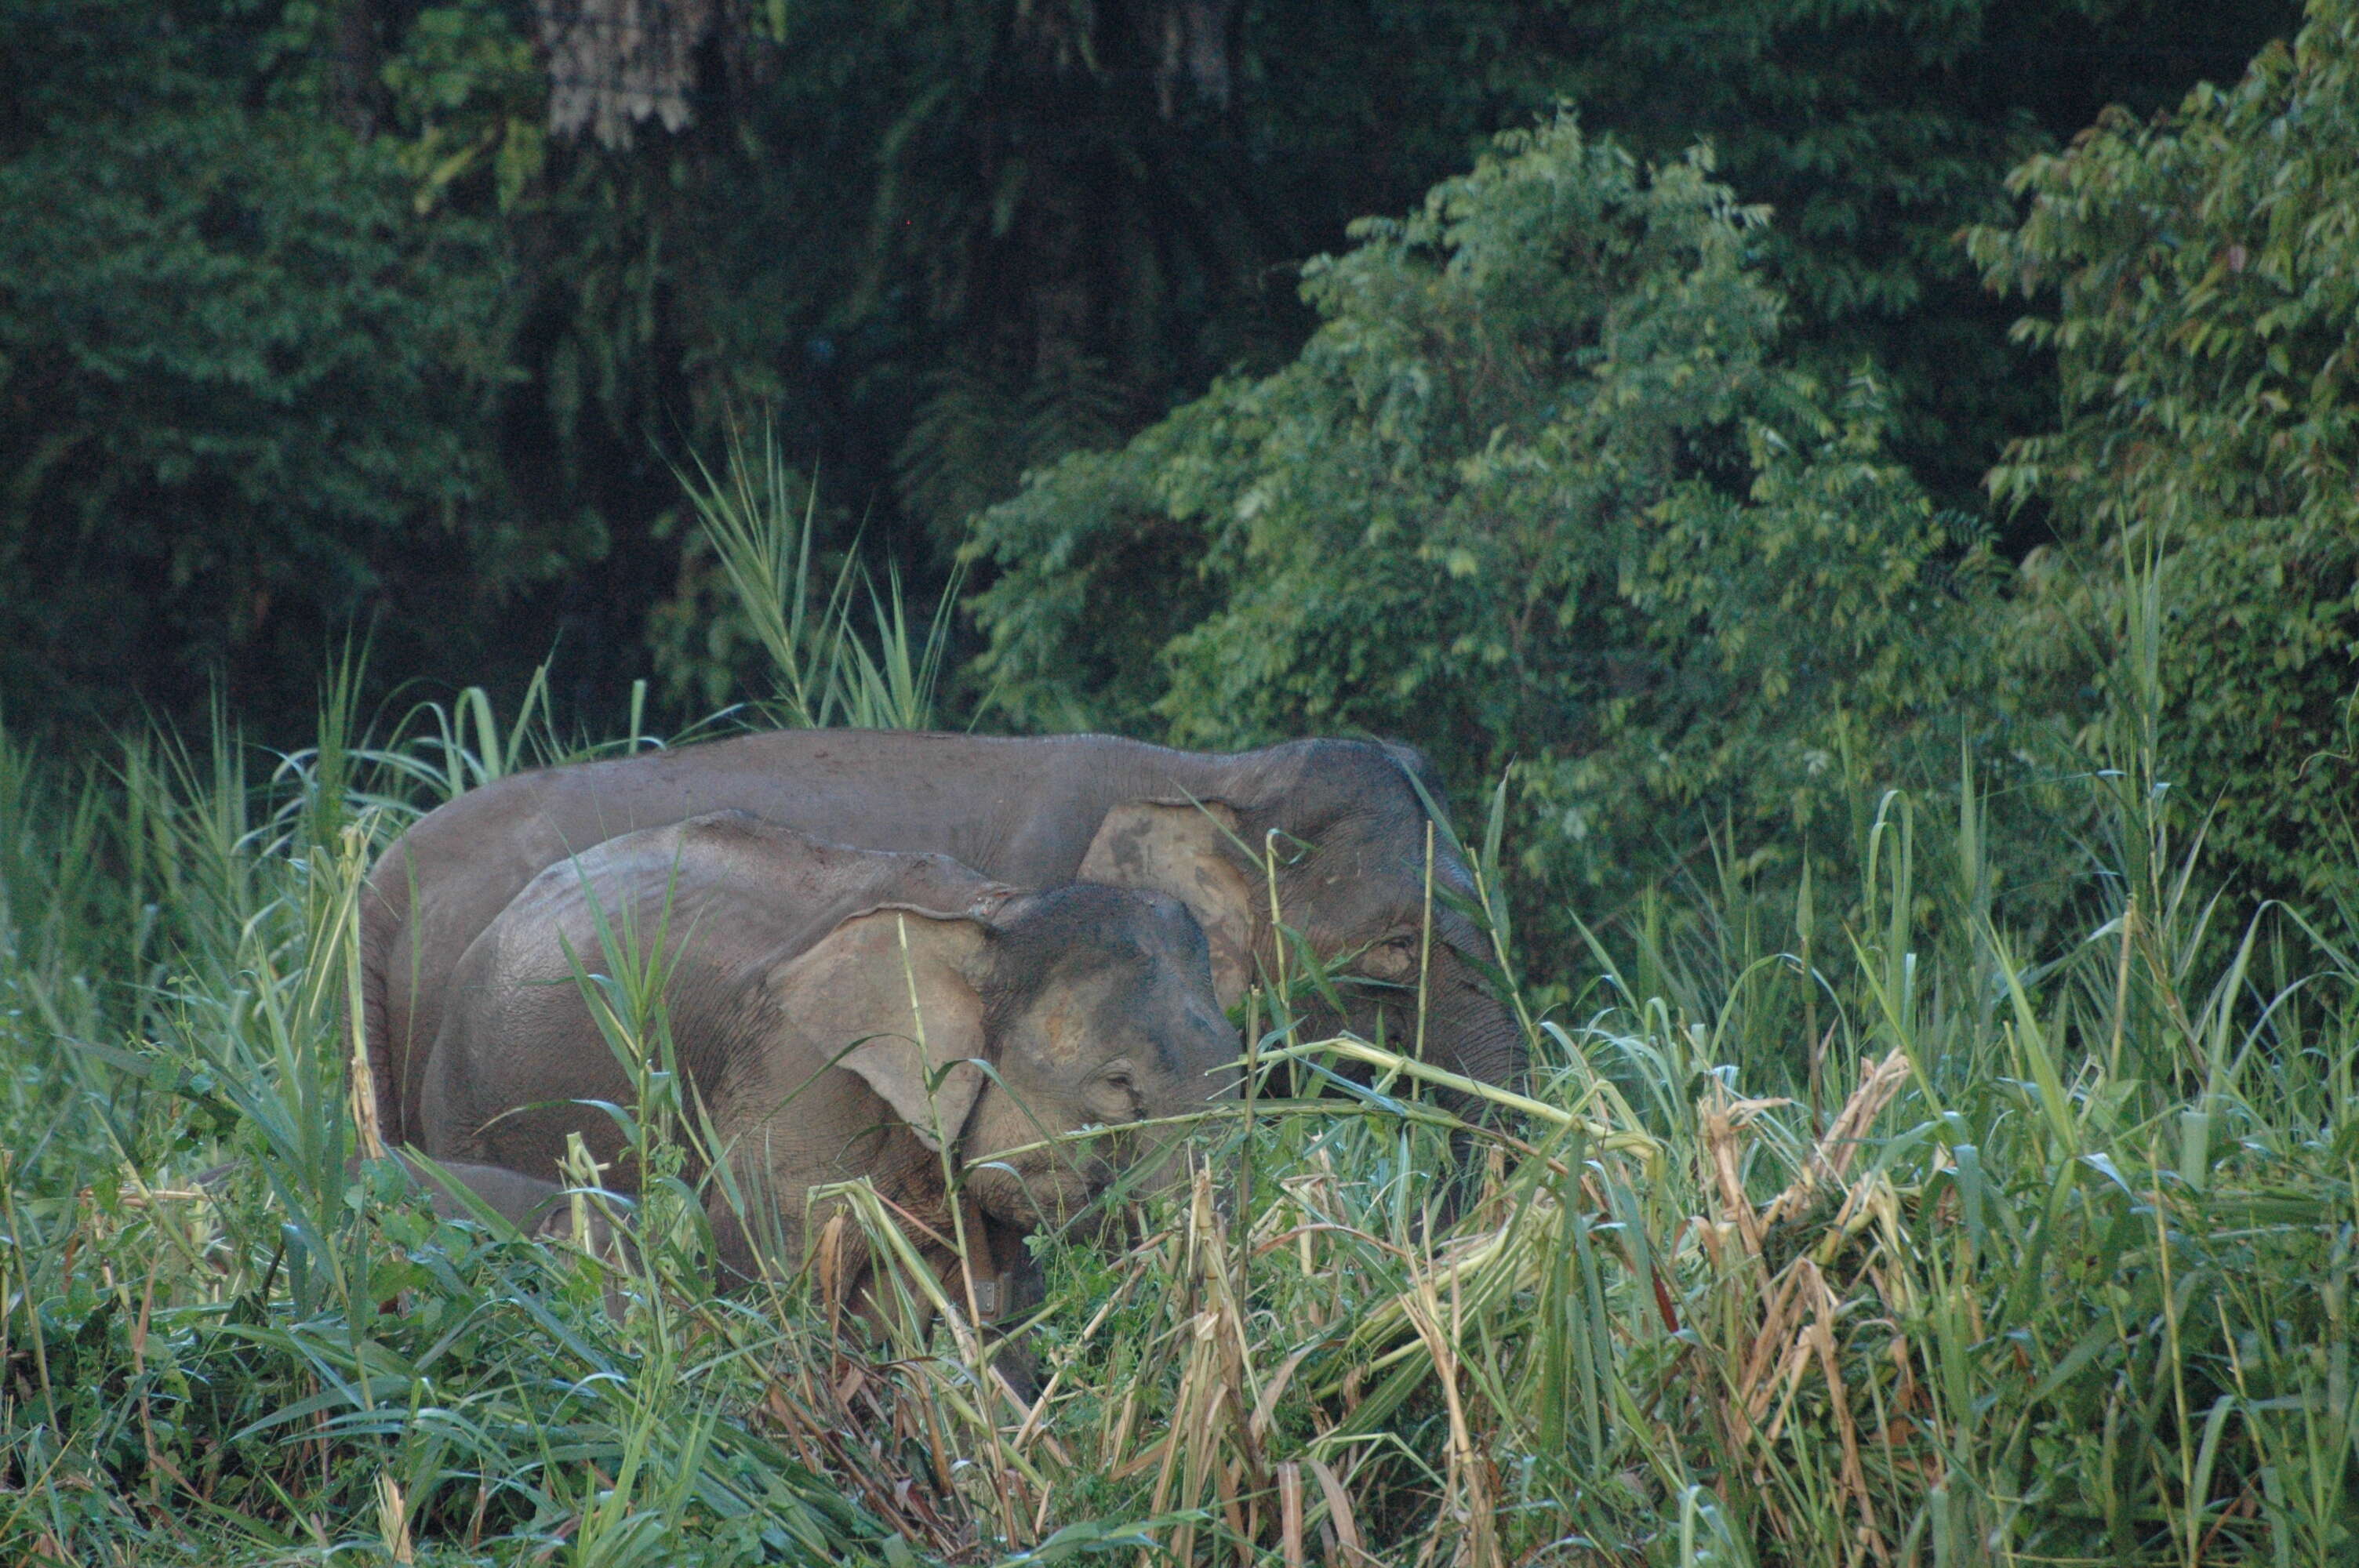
left=667, top=421, right=967, bottom=732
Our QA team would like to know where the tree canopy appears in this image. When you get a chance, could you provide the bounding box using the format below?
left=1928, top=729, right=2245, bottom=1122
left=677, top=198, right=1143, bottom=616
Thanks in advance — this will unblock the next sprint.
left=0, top=0, right=2295, bottom=736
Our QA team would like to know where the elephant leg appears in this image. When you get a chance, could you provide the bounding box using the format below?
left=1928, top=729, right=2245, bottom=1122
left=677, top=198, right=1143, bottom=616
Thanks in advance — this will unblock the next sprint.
left=970, top=1213, right=1045, bottom=1403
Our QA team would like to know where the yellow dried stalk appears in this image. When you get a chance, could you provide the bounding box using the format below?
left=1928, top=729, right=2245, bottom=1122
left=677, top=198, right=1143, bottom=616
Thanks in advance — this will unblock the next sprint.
left=1391, top=1253, right=1500, bottom=1568
left=1140, top=1166, right=1270, bottom=1568
left=1702, top=1047, right=1915, bottom=1568
left=340, top=823, right=386, bottom=1164
left=1278, top=1461, right=1307, bottom=1568
left=1699, top=1076, right=1787, bottom=1267
left=1306, top=1456, right=1374, bottom=1567
left=1763, top=1048, right=1912, bottom=1229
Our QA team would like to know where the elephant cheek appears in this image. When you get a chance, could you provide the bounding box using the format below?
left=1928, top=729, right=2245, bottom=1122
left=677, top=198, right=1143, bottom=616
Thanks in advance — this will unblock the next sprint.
left=1390, top=954, right=1525, bottom=1088
left=1331, top=989, right=1409, bottom=1054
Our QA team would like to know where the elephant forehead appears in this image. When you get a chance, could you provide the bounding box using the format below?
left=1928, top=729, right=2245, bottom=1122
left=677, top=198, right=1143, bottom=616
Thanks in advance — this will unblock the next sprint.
left=1027, top=989, right=1107, bottom=1055
left=1290, top=855, right=1423, bottom=916
left=1020, top=978, right=1179, bottom=1072
left=1281, top=810, right=1467, bottom=884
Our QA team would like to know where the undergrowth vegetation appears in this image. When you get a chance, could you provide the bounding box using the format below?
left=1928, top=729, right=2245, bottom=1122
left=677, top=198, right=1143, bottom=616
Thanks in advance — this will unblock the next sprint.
left=4, top=550, right=2356, bottom=1565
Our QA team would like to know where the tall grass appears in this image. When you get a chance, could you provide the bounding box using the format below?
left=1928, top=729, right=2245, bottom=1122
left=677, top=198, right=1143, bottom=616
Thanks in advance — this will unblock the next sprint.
left=3, top=515, right=2354, bottom=1563
left=5, top=689, right=2353, bottom=1565
left=678, top=422, right=965, bottom=732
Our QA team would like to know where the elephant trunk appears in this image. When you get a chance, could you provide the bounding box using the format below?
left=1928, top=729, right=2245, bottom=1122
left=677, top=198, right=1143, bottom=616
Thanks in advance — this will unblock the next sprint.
left=1440, top=1007, right=1528, bottom=1095
left=1125, top=1114, right=1208, bottom=1203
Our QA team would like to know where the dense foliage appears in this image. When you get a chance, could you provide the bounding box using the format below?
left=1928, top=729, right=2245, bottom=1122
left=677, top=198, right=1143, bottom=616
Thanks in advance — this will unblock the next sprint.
left=1970, top=0, right=2359, bottom=913
left=968, top=118, right=1998, bottom=934
left=0, top=0, right=2294, bottom=735
left=0, top=0, right=525, bottom=721
left=1540, top=0, right=2297, bottom=506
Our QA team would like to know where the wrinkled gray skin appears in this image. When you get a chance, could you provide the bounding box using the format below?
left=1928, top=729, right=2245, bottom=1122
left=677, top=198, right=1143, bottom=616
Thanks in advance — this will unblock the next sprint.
left=364, top=734, right=1520, bottom=1150
left=416, top=812, right=1238, bottom=1290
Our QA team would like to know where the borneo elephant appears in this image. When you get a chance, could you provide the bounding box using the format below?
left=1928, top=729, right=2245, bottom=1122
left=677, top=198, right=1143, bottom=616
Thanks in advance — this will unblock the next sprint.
left=364, top=733, right=1522, bottom=1149
left=414, top=811, right=1238, bottom=1307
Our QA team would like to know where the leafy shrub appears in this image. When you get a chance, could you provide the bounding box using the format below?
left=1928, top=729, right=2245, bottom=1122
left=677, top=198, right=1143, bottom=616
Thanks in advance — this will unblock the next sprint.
left=1969, top=0, right=2359, bottom=916
left=964, top=116, right=2001, bottom=946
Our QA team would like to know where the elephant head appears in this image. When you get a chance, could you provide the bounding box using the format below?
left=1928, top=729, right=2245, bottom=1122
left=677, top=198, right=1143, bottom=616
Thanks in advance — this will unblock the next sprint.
left=420, top=814, right=1238, bottom=1288
left=748, top=879, right=1236, bottom=1229
left=1076, top=739, right=1525, bottom=1094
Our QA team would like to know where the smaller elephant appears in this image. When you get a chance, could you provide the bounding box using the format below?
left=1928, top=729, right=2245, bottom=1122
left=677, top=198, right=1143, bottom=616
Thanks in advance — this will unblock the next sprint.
left=388, top=1152, right=623, bottom=1247
left=416, top=811, right=1238, bottom=1312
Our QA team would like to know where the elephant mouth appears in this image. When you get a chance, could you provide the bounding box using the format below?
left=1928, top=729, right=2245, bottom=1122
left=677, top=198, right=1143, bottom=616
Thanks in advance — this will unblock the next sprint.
left=962, top=1146, right=1114, bottom=1229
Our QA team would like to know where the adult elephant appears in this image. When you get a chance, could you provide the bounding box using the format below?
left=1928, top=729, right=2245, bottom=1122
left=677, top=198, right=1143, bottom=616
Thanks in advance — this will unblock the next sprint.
left=362, top=732, right=1522, bottom=1147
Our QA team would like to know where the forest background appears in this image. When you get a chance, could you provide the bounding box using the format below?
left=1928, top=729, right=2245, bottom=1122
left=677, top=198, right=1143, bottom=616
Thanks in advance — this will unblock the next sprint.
left=5, top=0, right=2354, bottom=955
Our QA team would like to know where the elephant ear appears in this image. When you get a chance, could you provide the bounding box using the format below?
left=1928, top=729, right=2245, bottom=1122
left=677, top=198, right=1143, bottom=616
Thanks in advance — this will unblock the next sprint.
left=1079, top=800, right=1257, bottom=1007
left=770, top=909, right=992, bottom=1152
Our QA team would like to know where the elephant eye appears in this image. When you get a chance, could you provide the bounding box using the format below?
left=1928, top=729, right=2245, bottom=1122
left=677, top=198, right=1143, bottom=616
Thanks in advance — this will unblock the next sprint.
left=1364, top=935, right=1421, bottom=978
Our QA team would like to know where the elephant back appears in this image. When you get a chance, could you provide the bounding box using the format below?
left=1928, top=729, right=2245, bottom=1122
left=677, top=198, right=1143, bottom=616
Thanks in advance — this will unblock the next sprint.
left=421, top=813, right=1018, bottom=1165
